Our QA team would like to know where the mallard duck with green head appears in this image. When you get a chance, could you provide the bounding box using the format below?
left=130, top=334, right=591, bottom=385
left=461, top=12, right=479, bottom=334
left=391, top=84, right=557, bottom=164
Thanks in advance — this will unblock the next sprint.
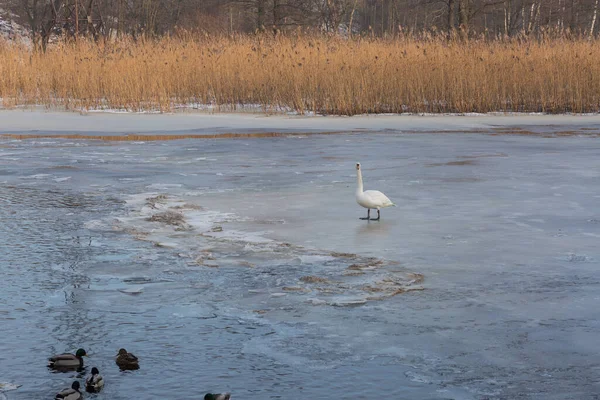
left=85, top=367, right=104, bottom=393
left=204, top=393, right=231, bottom=400
left=48, top=349, right=87, bottom=371
left=116, top=348, right=139, bottom=370
left=55, top=381, right=82, bottom=400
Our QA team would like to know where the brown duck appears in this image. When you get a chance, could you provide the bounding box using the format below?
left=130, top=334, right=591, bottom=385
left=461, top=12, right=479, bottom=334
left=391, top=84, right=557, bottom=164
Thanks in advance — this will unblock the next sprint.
left=115, top=348, right=139, bottom=370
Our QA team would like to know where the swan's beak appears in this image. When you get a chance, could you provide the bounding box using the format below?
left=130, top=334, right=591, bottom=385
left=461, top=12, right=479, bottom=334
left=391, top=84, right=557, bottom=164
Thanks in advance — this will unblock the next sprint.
left=356, top=163, right=360, bottom=170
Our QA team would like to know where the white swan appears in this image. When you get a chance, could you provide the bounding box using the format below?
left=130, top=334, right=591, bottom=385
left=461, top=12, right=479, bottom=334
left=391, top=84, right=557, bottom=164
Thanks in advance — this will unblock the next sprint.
left=356, top=163, right=395, bottom=221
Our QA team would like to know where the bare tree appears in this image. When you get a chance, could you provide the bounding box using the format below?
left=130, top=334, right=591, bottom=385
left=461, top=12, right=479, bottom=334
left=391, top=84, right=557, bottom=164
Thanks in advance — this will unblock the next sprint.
left=591, top=0, right=599, bottom=37
left=7, top=0, right=64, bottom=49
left=3, top=0, right=600, bottom=40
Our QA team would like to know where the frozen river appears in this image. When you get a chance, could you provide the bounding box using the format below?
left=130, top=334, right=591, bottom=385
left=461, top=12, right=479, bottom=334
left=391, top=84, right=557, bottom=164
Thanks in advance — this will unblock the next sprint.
left=1, top=111, right=599, bottom=399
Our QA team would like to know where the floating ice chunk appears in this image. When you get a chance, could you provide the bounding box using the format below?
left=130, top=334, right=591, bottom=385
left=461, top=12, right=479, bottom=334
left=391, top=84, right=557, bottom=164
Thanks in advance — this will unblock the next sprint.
left=582, top=232, right=600, bottom=238
left=567, top=253, right=591, bottom=262
left=146, top=183, right=183, bottom=189
left=202, top=260, right=219, bottom=268
left=22, top=173, right=52, bottom=179
left=83, top=219, right=114, bottom=231
left=170, top=305, right=217, bottom=319
left=404, top=370, right=433, bottom=384
left=0, top=383, right=21, bottom=391
left=305, top=298, right=327, bottom=306
left=330, top=298, right=368, bottom=307
left=185, top=210, right=226, bottom=232
left=298, top=255, right=335, bottom=264
left=119, top=177, right=145, bottom=182
left=118, top=286, right=144, bottom=295
left=208, top=229, right=274, bottom=244
left=404, top=371, right=432, bottom=384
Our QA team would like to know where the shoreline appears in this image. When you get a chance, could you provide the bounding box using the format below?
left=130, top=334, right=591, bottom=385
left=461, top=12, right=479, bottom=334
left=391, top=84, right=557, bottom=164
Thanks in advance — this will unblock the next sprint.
left=1, top=108, right=600, bottom=138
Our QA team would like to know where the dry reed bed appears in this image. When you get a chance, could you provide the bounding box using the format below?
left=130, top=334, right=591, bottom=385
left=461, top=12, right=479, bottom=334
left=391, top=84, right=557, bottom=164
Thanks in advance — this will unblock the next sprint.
left=1, top=36, right=599, bottom=115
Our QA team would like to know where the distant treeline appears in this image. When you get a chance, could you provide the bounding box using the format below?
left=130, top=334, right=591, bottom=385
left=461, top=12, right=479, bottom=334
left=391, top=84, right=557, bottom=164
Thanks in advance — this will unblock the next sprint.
left=1, top=0, right=600, bottom=50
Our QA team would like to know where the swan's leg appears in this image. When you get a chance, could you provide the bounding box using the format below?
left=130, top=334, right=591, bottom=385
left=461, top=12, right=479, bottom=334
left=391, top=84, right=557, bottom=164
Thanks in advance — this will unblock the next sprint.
left=360, top=209, right=370, bottom=220
left=370, top=209, right=380, bottom=221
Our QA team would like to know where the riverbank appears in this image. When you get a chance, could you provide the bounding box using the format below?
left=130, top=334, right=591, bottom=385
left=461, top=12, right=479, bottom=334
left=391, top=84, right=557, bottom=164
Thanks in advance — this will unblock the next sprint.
left=1, top=109, right=600, bottom=139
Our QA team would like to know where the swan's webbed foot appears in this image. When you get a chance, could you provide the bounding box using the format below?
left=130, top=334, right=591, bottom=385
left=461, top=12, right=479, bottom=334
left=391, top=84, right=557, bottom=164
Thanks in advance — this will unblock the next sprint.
left=360, top=209, right=371, bottom=220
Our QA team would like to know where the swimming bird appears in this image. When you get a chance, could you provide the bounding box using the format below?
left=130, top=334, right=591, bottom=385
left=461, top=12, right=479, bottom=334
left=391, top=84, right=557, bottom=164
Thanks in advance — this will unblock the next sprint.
left=85, top=367, right=104, bottom=393
left=55, top=381, right=82, bottom=400
left=116, top=348, right=139, bottom=371
left=355, top=163, right=395, bottom=221
left=204, top=393, right=231, bottom=400
left=48, top=349, right=87, bottom=371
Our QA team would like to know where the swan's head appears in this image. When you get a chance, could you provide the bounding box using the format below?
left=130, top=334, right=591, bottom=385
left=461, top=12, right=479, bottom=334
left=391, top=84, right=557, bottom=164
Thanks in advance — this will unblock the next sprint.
left=356, top=163, right=361, bottom=171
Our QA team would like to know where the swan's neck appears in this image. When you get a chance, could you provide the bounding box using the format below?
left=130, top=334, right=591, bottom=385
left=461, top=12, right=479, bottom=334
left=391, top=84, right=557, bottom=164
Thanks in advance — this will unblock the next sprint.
left=356, top=169, right=364, bottom=194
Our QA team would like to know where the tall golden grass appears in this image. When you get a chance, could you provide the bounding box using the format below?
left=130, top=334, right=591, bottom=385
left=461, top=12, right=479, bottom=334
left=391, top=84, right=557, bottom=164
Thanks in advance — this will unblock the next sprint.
left=1, top=35, right=599, bottom=115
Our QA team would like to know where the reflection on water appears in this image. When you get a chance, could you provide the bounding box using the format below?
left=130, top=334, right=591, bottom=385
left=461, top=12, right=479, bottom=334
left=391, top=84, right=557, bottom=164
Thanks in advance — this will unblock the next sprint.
left=355, top=220, right=393, bottom=239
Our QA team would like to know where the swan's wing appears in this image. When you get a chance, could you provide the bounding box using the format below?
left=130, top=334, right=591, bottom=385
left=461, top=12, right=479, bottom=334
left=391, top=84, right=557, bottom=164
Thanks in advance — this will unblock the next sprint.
left=363, top=190, right=394, bottom=207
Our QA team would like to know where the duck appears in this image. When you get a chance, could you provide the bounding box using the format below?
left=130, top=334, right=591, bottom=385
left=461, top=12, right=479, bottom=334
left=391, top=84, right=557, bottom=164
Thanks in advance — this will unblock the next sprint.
left=48, top=349, right=87, bottom=371
left=204, top=393, right=231, bottom=400
left=85, top=367, right=104, bottom=393
left=55, top=381, right=82, bottom=400
left=116, top=348, right=139, bottom=370
left=355, top=163, right=395, bottom=221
